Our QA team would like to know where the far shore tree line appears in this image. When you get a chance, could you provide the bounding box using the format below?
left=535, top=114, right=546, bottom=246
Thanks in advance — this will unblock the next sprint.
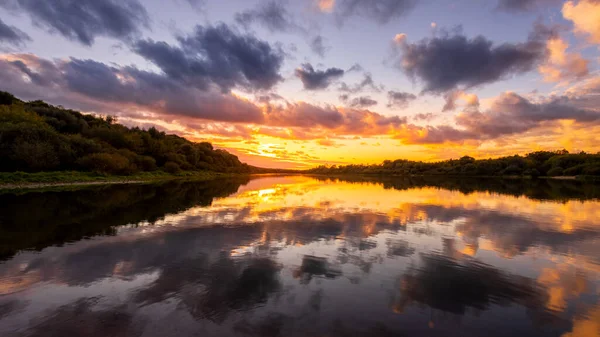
left=308, top=151, right=600, bottom=178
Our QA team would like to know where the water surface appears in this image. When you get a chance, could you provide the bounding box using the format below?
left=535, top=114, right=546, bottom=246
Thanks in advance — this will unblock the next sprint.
left=0, top=176, right=599, bottom=337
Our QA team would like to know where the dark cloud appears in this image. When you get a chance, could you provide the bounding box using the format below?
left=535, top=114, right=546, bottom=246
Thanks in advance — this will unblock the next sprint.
left=496, top=0, right=563, bottom=12
left=339, top=73, right=383, bottom=93
left=386, top=90, right=416, bottom=109
left=455, top=92, right=600, bottom=138
left=1, top=0, right=149, bottom=45
left=0, top=54, right=265, bottom=123
left=0, top=54, right=406, bottom=136
left=295, top=63, right=344, bottom=90
left=334, top=0, right=419, bottom=24
left=347, top=96, right=378, bottom=108
left=235, top=1, right=304, bottom=33
left=397, top=92, right=600, bottom=144
left=310, top=35, right=328, bottom=57
left=0, top=18, right=31, bottom=47
left=398, top=32, right=546, bottom=93
left=134, top=23, right=284, bottom=92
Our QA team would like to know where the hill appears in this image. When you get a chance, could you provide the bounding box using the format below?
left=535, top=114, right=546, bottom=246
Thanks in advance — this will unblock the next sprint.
left=0, top=91, right=253, bottom=175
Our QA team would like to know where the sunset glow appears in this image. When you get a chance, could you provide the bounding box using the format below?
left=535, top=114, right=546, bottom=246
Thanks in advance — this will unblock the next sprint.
left=1, top=0, right=599, bottom=169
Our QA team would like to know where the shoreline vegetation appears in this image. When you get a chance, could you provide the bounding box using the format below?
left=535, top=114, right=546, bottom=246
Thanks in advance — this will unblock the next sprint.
left=1, top=90, right=599, bottom=190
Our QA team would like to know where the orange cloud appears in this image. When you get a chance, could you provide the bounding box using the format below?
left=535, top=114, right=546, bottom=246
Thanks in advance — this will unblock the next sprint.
left=394, top=33, right=407, bottom=44
left=317, top=0, right=335, bottom=12
left=538, top=37, right=589, bottom=82
left=563, top=0, right=600, bottom=44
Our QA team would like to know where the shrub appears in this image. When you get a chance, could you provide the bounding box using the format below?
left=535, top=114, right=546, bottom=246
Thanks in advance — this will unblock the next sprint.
left=135, top=156, right=157, bottom=171
left=163, top=161, right=181, bottom=174
left=77, top=153, right=133, bottom=175
left=547, top=167, right=564, bottom=176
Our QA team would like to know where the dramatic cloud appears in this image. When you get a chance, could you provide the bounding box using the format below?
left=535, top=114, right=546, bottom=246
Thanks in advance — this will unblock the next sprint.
left=0, top=53, right=408, bottom=139
left=1, top=0, right=149, bottom=45
left=334, top=0, right=418, bottom=24
left=134, top=23, right=284, bottom=92
left=562, top=0, right=600, bottom=44
left=0, top=54, right=264, bottom=123
left=538, top=37, right=589, bottom=82
left=0, top=18, right=31, bottom=47
left=497, top=0, right=562, bottom=12
left=397, top=32, right=546, bottom=93
left=346, top=96, right=378, bottom=108
left=235, top=1, right=304, bottom=33
left=455, top=92, right=600, bottom=137
left=442, top=90, right=480, bottom=112
left=310, top=35, right=328, bottom=57
left=396, top=91, right=600, bottom=144
left=386, top=90, right=416, bottom=109
left=295, top=63, right=344, bottom=90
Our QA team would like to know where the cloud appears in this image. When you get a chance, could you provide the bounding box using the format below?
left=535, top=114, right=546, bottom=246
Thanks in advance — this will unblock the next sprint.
left=412, top=112, right=435, bottom=121
left=346, top=96, right=378, bottom=108
left=1, top=0, right=149, bottom=46
left=339, top=73, right=383, bottom=93
left=295, top=63, right=344, bottom=90
left=396, top=91, right=600, bottom=144
left=0, top=54, right=265, bottom=123
left=317, top=139, right=337, bottom=146
left=386, top=91, right=416, bottom=109
left=562, top=0, right=600, bottom=44
left=264, top=101, right=406, bottom=135
left=0, top=53, right=408, bottom=139
left=316, top=0, right=335, bottom=12
left=235, top=1, right=305, bottom=33
left=334, top=0, right=418, bottom=24
left=397, top=30, right=546, bottom=93
left=134, top=23, right=284, bottom=92
left=0, top=18, right=31, bottom=47
left=496, top=0, right=562, bottom=12
left=442, top=90, right=480, bottom=112
left=393, top=33, right=407, bottom=44
left=309, top=35, right=328, bottom=57
left=538, top=37, right=589, bottom=82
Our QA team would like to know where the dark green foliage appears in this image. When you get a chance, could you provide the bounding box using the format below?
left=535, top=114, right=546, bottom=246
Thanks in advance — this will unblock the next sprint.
left=547, top=167, right=564, bottom=176
left=309, top=150, right=600, bottom=177
left=163, top=161, right=181, bottom=174
left=0, top=92, right=253, bottom=174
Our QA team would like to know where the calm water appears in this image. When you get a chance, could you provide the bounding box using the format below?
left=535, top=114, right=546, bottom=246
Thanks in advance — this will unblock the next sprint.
left=0, top=176, right=599, bottom=337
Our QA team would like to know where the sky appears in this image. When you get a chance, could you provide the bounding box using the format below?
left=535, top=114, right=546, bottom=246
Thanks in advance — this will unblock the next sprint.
left=0, top=0, right=599, bottom=169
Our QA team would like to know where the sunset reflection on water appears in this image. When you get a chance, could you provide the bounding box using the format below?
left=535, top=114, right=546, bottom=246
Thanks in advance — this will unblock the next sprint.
left=0, top=176, right=599, bottom=337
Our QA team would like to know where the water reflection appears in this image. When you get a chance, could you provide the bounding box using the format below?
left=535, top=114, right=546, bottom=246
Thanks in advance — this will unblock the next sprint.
left=0, top=176, right=599, bottom=337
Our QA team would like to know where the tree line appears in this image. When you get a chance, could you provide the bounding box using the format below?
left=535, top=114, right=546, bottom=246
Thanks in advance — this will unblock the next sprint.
left=0, top=91, right=256, bottom=175
left=308, top=150, right=600, bottom=178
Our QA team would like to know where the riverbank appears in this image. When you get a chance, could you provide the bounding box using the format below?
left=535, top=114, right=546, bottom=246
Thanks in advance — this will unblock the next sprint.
left=0, top=170, right=234, bottom=190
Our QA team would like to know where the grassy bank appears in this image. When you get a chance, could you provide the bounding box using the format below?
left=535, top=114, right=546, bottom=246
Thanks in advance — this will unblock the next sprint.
left=0, top=170, right=233, bottom=190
